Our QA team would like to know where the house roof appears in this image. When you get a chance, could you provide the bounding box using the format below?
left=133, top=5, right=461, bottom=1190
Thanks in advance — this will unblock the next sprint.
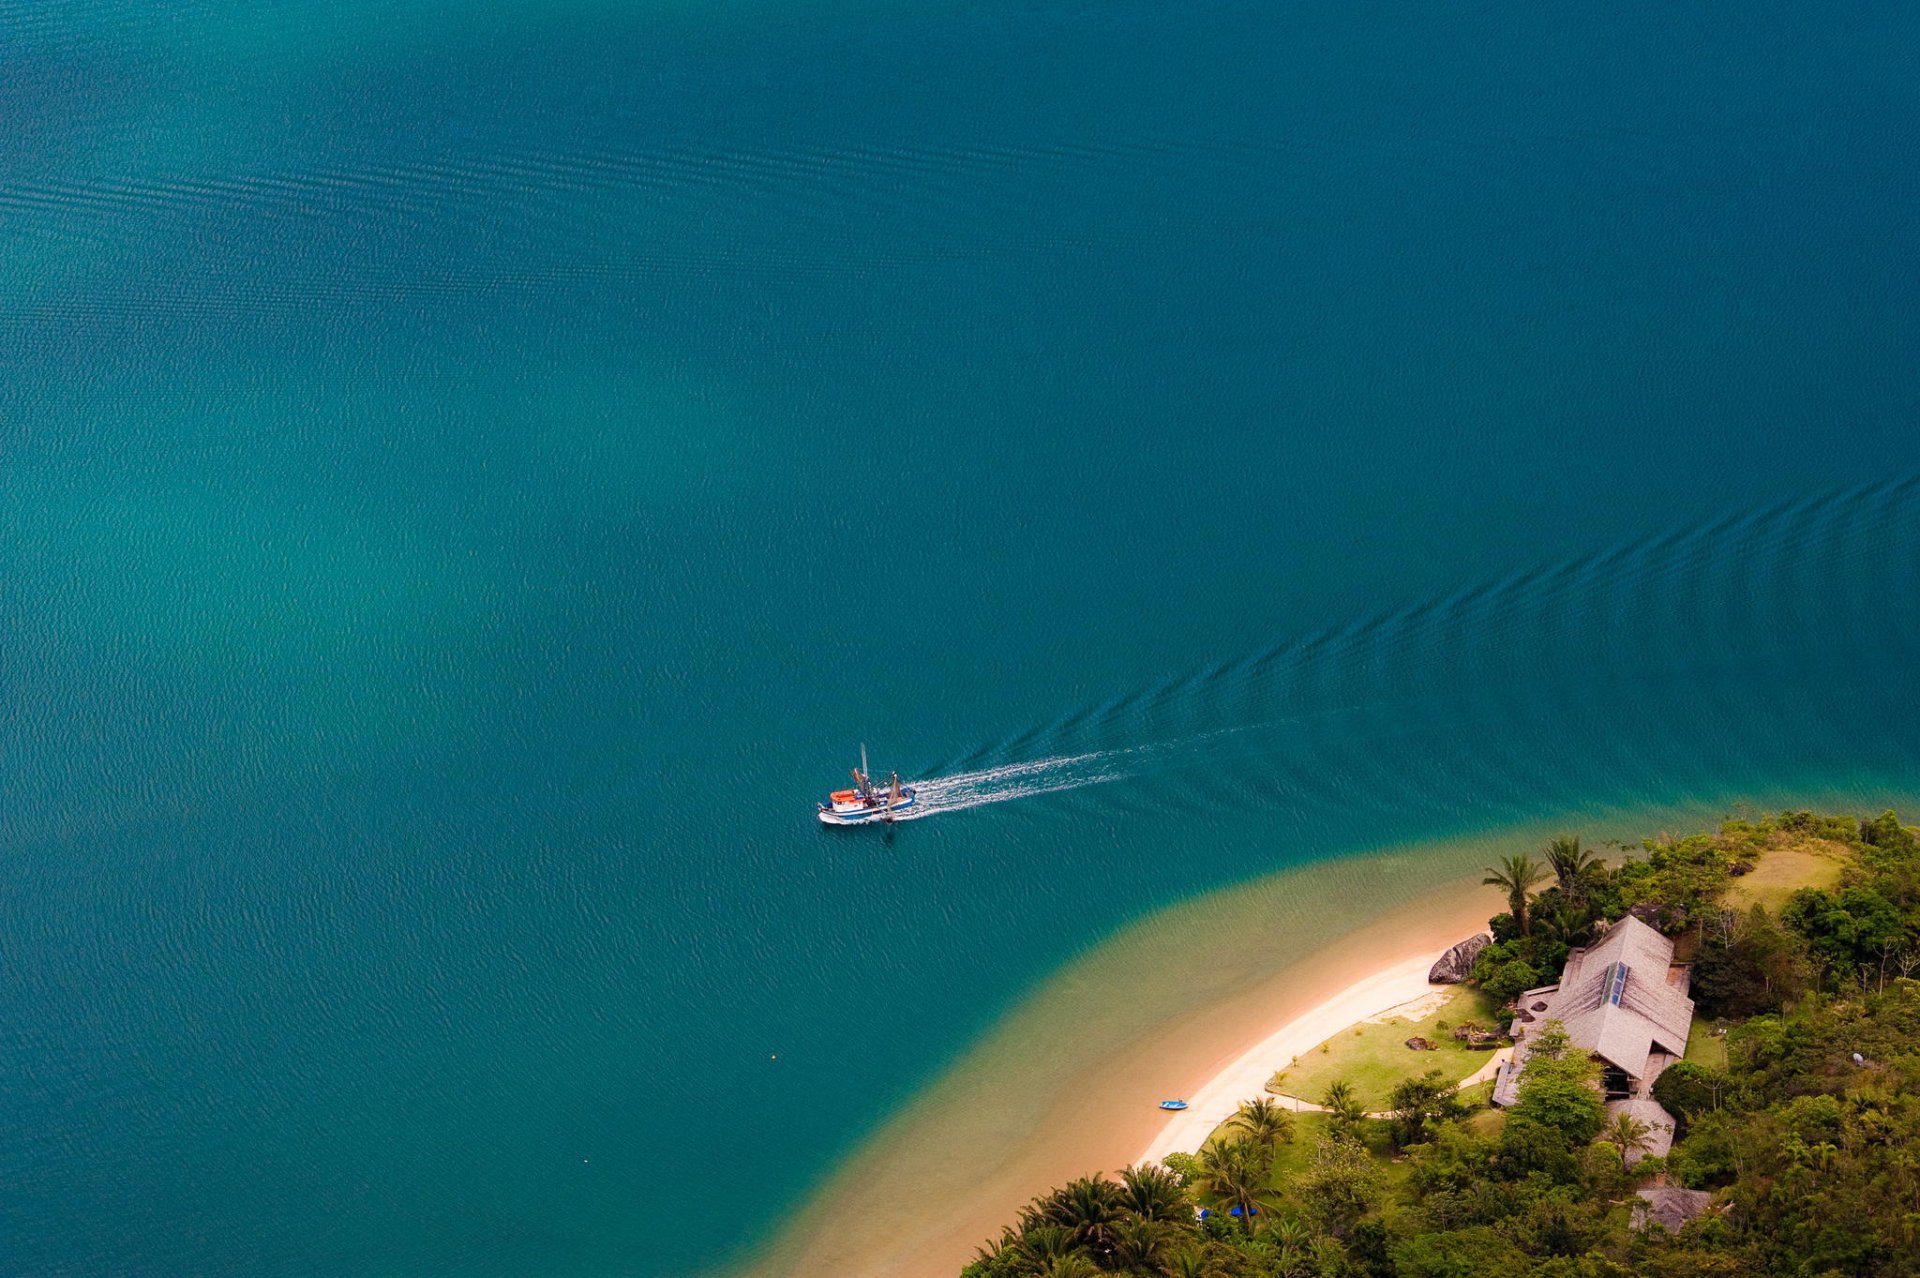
left=1633, top=1187, right=1713, bottom=1233
left=1607, top=1098, right=1676, bottom=1162
left=1551, top=915, right=1694, bottom=1079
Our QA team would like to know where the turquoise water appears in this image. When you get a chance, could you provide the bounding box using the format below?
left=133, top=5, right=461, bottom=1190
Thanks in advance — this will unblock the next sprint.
left=3, top=1, right=1919, bottom=1273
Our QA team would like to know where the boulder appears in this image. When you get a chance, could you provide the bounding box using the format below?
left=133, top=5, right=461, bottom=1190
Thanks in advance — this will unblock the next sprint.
left=1428, top=933, right=1492, bottom=984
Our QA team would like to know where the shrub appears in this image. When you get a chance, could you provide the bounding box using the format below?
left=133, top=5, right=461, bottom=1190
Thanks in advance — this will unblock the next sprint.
left=1160, top=1151, right=1200, bottom=1187
left=1510, top=1024, right=1607, bottom=1146
left=1299, top=1135, right=1383, bottom=1239
left=1651, top=1060, right=1731, bottom=1128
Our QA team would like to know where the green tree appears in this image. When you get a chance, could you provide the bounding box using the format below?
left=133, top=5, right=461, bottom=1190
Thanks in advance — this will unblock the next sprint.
left=1387, top=1069, right=1464, bottom=1149
left=1159, top=1150, right=1201, bottom=1186
left=1600, top=1110, right=1656, bottom=1170
left=1390, top=1225, right=1529, bottom=1277
left=1536, top=898, right=1596, bottom=948
left=1163, top=1248, right=1216, bottom=1278
left=1195, top=1137, right=1274, bottom=1232
left=1511, top=1023, right=1606, bottom=1145
left=1115, top=1162, right=1189, bottom=1224
left=1036, top=1255, right=1099, bottom=1278
left=1011, top=1223, right=1078, bottom=1269
left=1546, top=834, right=1602, bottom=900
left=1615, top=834, right=1734, bottom=935
left=1691, top=905, right=1810, bottom=1017
left=1860, top=808, right=1918, bottom=856
left=1321, top=1079, right=1367, bottom=1138
left=1781, top=884, right=1909, bottom=988
left=1020, top=1177, right=1125, bottom=1265
left=1231, top=1095, right=1295, bottom=1147
left=1298, top=1134, right=1383, bottom=1239
left=1650, top=1059, right=1731, bottom=1128
left=1107, top=1216, right=1175, bottom=1272
left=1484, top=853, right=1549, bottom=937
left=1471, top=944, right=1544, bottom=1003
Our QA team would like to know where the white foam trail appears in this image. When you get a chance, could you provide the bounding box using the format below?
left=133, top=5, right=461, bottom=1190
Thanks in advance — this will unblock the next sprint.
left=899, top=751, right=1127, bottom=818
left=890, top=716, right=1367, bottom=821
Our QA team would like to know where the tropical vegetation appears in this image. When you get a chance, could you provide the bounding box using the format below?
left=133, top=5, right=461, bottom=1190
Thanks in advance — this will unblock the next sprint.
left=961, top=809, right=1920, bottom=1278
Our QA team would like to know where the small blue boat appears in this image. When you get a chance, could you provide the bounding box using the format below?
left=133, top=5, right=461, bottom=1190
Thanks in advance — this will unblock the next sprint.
left=1158, top=1099, right=1189, bottom=1111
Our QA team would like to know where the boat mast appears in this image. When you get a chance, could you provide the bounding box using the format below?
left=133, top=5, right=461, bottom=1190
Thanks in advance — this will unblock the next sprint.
left=859, top=743, right=871, bottom=801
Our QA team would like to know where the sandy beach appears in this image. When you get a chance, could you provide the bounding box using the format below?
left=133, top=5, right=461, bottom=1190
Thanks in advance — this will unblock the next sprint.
left=749, top=864, right=1494, bottom=1278
left=1136, top=953, right=1453, bottom=1164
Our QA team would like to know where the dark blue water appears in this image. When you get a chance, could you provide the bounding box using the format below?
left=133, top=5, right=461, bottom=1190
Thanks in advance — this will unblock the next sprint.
left=3, top=1, right=1918, bottom=1273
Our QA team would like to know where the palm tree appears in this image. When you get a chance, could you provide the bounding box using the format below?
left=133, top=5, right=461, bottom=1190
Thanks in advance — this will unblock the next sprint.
left=1321, top=1080, right=1366, bottom=1136
left=1266, top=1217, right=1311, bottom=1249
left=1037, top=1255, right=1100, bottom=1278
left=1117, top=1162, right=1189, bottom=1223
left=1545, top=834, right=1601, bottom=900
left=1538, top=899, right=1594, bottom=948
left=971, top=1226, right=1018, bottom=1266
left=1483, top=852, right=1549, bottom=936
left=1232, top=1096, right=1295, bottom=1147
left=1272, top=1244, right=1315, bottom=1278
left=1603, top=1110, right=1656, bottom=1170
left=1109, top=1217, right=1174, bottom=1272
left=1165, top=1248, right=1214, bottom=1278
left=1195, top=1137, right=1274, bottom=1231
left=1024, top=1177, right=1126, bottom=1264
left=1012, top=1223, right=1078, bottom=1268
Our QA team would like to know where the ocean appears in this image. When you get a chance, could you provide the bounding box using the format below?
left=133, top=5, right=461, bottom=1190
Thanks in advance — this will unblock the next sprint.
left=2, top=1, right=1917, bottom=1274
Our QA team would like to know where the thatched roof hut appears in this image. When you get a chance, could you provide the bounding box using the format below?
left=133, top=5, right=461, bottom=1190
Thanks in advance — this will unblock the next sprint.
left=1632, top=1187, right=1712, bottom=1233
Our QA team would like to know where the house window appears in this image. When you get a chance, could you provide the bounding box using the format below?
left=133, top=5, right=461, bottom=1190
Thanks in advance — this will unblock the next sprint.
left=1606, top=961, right=1631, bottom=1006
left=1601, top=1065, right=1631, bottom=1100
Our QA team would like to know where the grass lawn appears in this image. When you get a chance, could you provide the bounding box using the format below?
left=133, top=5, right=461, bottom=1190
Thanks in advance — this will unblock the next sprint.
left=1266, top=984, right=1504, bottom=1111
left=1686, top=1015, right=1729, bottom=1069
left=1263, top=1111, right=1331, bottom=1182
left=1463, top=1106, right=1507, bottom=1139
left=1723, top=835, right=1849, bottom=913
left=1252, top=1113, right=1414, bottom=1192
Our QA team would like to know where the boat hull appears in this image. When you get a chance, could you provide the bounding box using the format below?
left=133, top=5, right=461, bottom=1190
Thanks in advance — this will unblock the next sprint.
left=817, top=790, right=917, bottom=825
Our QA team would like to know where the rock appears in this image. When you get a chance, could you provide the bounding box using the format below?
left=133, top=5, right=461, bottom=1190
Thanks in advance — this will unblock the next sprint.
left=1405, top=1036, right=1438, bottom=1051
left=1428, top=933, right=1492, bottom=984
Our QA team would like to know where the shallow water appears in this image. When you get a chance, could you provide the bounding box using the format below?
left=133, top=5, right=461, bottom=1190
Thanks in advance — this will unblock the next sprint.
left=3, top=1, right=1918, bottom=1274
left=761, top=781, right=1920, bottom=1276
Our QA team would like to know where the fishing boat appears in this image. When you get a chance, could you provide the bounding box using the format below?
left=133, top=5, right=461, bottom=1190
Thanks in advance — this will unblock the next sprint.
left=818, top=745, right=917, bottom=825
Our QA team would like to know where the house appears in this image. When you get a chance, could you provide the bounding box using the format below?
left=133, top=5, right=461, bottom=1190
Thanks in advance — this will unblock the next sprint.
left=1632, top=1186, right=1714, bottom=1233
left=1490, top=914, right=1694, bottom=1161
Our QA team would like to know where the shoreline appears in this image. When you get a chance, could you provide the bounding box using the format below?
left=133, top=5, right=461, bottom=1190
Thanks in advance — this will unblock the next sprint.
left=738, top=783, right=1920, bottom=1278
left=748, top=867, right=1494, bottom=1278
left=1136, top=951, right=1456, bottom=1164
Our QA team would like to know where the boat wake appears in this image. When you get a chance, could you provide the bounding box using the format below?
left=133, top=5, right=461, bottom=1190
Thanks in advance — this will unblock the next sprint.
left=853, top=479, right=1920, bottom=829
left=888, top=725, right=1303, bottom=822
left=895, top=752, right=1130, bottom=819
